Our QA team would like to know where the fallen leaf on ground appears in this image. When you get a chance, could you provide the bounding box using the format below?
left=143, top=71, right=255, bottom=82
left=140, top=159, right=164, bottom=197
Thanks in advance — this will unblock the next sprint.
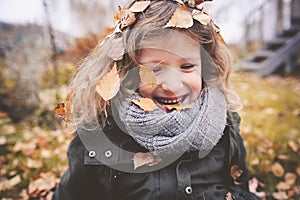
left=272, top=191, right=289, bottom=200
left=284, top=172, right=297, bottom=185
left=271, top=162, right=285, bottom=177
left=276, top=181, right=291, bottom=191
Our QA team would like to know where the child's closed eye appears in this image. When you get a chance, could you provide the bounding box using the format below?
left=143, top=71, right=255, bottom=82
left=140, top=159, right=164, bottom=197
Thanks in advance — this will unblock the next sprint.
left=180, top=64, right=195, bottom=71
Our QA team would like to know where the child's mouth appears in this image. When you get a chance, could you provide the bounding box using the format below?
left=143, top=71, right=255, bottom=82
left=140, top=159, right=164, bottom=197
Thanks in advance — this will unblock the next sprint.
left=153, top=95, right=188, bottom=111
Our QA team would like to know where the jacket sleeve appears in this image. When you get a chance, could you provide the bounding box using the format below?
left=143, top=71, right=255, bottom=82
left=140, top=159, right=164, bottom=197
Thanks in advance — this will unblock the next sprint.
left=227, top=112, right=259, bottom=200
left=52, top=134, right=111, bottom=200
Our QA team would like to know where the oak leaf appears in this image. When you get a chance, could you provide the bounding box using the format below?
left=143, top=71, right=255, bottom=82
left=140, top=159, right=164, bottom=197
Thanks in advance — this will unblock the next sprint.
left=139, top=65, right=156, bottom=88
left=131, top=98, right=158, bottom=112
left=129, top=1, right=151, bottom=12
left=132, top=152, right=159, bottom=170
left=96, top=63, right=120, bottom=101
left=164, top=5, right=193, bottom=28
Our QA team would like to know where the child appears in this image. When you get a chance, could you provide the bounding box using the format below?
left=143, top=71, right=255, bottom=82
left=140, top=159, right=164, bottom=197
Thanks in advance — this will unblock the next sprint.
left=53, top=0, right=259, bottom=199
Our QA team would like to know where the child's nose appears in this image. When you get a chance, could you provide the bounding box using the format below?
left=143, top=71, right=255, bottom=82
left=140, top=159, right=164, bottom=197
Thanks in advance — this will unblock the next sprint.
left=158, top=69, right=184, bottom=92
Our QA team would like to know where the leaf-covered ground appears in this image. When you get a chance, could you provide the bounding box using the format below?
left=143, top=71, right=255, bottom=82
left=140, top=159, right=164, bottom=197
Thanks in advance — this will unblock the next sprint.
left=0, top=72, right=299, bottom=200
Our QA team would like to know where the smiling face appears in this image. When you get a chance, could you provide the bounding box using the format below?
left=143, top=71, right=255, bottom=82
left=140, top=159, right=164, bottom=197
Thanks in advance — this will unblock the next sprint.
left=137, top=31, right=202, bottom=110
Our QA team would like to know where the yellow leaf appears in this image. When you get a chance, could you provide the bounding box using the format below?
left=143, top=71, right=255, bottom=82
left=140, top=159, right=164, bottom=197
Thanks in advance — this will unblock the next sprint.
left=164, top=5, right=193, bottom=28
left=132, top=152, right=158, bottom=170
left=271, top=162, right=285, bottom=177
left=131, top=98, right=158, bottom=112
left=139, top=65, right=156, bottom=88
left=192, top=9, right=211, bottom=25
left=96, top=63, right=120, bottom=101
left=129, top=1, right=150, bottom=12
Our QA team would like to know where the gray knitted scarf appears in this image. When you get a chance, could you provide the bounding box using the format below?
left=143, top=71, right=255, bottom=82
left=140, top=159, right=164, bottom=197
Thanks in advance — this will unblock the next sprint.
left=114, top=86, right=227, bottom=158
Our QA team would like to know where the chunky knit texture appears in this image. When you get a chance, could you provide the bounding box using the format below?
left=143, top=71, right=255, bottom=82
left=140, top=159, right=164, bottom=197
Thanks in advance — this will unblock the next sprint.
left=114, top=86, right=227, bottom=158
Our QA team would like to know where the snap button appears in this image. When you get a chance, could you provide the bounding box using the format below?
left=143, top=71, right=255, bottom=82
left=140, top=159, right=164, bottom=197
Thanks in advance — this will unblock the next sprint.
left=105, top=150, right=112, bottom=158
left=88, top=150, right=96, bottom=158
left=185, top=186, right=192, bottom=195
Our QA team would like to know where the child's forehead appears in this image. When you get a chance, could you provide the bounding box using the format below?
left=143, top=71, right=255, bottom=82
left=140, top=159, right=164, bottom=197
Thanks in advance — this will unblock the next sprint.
left=139, top=30, right=200, bottom=59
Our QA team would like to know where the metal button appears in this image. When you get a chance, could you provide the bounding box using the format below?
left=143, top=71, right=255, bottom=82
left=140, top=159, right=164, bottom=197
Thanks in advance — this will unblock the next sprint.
left=105, top=150, right=112, bottom=158
left=185, top=186, right=192, bottom=195
left=88, top=150, right=96, bottom=158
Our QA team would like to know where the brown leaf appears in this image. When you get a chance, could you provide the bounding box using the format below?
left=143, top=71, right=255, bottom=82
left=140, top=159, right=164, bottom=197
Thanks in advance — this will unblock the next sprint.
left=131, top=98, right=158, bottom=112
left=133, top=152, right=158, bottom=170
left=139, top=65, right=156, bottom=88
left=54, top=103, right=66, bottom=118
left=284, top=172, right=297, bottom=185
left=271, top=162, right=285, bottom=177
left=164, top=5, right=193, bottom=28
left=183, top=0, right=213, bottom=7
left=129, top=1, right=150, bottom=12
left=230, top=164, right=243, bottom=182
left=276, top=181, right=291, bottom=191
left=96, top=63, right=120, bottom=101
left=115, top=7, right=136, bottom=30
left=192, top=9, right=211, bottom=25
left=108, top=37, right=125, bottom=61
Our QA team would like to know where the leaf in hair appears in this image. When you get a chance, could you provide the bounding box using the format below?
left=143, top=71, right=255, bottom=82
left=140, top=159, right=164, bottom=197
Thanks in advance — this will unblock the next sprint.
left=131, top=98, right=158, bottom=112
left=139, top=65, right=156, bottom=88
left=164, top=5, right=193, bottom=28
left=129, top=1, right=151, bottom=13
left=108, top=37, right=125, bottom=61
left=115, top=6, right=136, bottom=30
left=96, top=63, right=120, bottom=101
left=54, top=103, right=66, bottom=118
left=184, top=0, right=213, bottom=7
left=192, top=9, right=211, bottom=25
left=173, top=0, right=184, bottom=4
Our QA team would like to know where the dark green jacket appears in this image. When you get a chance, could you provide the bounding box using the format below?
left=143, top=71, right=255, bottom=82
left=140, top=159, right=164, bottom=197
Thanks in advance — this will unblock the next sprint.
left=53, top=112, right=259, bottom=200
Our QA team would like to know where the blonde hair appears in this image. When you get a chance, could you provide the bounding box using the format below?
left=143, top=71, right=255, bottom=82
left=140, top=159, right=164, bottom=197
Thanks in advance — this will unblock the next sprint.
left=68, top=0, right=241, bottom=129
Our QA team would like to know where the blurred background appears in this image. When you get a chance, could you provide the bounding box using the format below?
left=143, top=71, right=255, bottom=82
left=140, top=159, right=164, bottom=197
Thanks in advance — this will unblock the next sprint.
left=0, top=0, right=299, bottom=199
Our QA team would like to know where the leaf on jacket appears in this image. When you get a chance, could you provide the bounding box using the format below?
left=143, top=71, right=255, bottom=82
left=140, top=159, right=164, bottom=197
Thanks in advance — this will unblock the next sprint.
left=133, top=152, right=159, bottom=170
left=230, top=164, right=243, bottom=184
left=225, top=192, right=234, bottom=200
left=129, top=1, right=151, bottom=12
left=192, top=9, right=211, bottom=25
left=164, top=5, right=193, bottom=28
left=96, top=63, right=120, bottom=101
left=108, top=37, right=125, bottom=61
left=131, top=98, right=158, bottom=112
left=139, top=65, right=156, bottom=88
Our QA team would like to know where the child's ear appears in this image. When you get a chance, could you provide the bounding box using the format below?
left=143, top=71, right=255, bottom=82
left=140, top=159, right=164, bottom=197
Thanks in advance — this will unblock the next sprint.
left=201, top=48, right=218, bottom=81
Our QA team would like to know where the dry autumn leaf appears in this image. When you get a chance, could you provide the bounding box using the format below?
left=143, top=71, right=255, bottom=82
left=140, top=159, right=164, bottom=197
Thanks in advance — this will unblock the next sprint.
left=131, top=98, right=158, bottom=112
left=139, top=65, right=156, bottom=87
left=115, top=7, right=136, bottom=30
left=276, top=182, right=291, bottom=191
left=129, top=1, right=151, bottom=12
left=108, top=37, right=125, bottom=61
left=284, top=172, right=297, bottom=185
left=96, top=63, right=120, bottom=101
left=225, top=192, right=234, bottom=200
left=230, top=164, right=243, bottom=183
left=271, top=162, right=285, bottom=177
left=164, top=5, right=193, bottom=28
left=192, top=9, right=211, bottom=25
left=184, top=0, right=213, bottom=7
left=272, top=191, right=289, bottom=200
left=288, top=140, right=298, bottom=153
left=133, top=152, right=158, bottom=170
left=54, top=103, right=66, bottom=118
